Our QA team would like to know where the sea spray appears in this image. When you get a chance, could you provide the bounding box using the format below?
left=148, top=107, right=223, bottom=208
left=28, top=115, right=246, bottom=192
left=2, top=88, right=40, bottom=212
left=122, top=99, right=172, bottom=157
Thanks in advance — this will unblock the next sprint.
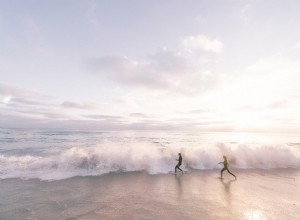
left=0, top=141, right=299, bottom=180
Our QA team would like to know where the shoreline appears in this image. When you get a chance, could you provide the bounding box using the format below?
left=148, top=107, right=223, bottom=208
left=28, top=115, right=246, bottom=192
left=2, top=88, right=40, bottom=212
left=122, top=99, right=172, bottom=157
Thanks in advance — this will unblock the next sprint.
left=2, top=167, right=300, bottom=181
left=1, top=169, right=299, bottom=220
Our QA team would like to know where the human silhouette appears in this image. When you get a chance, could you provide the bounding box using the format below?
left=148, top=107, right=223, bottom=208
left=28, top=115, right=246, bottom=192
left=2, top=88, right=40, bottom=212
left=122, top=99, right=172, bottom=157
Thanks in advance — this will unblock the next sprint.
left=175, top=153, right=183, bottom=174
left=219, top=156, right=236, bottom=179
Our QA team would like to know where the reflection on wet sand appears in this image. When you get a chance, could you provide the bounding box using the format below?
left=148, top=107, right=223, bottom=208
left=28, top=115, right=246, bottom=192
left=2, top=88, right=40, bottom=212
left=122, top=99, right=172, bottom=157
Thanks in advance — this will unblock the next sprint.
left=220, top=178, right=236, bottom=193
left=175, top=173, right=183, bottom=197
left=0, top=170, right=299, bottom=220
left=220, top=178, right=236, bottom=212
left=244, top=209, right=267, bottom=220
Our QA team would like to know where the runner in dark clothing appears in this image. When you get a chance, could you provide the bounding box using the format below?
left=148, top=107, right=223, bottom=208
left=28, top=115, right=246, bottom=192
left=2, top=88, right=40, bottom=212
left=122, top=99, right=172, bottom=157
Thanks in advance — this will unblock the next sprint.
left=175, top=153, right=183, bottom=174
left=219, top=156, right=236, bottom=179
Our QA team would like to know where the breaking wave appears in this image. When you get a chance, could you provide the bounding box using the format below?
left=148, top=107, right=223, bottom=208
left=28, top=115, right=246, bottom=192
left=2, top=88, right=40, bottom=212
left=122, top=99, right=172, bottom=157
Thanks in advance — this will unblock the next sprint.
left=0, top=141, right=299, bottom=180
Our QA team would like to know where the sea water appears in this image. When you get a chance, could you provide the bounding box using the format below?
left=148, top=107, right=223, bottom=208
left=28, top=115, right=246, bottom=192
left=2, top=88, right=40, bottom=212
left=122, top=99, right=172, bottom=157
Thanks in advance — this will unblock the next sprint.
left=0, top=128, right=299, bottom=180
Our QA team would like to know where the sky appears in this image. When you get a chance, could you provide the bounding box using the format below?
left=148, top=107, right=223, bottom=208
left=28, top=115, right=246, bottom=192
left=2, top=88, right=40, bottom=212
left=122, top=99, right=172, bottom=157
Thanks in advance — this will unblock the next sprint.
left=1, top=0, right=300, bottom=132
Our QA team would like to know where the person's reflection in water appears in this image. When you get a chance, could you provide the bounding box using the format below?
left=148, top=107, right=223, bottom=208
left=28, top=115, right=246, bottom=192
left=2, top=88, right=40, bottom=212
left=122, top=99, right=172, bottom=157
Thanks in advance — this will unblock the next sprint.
left=175, top=174, right=183, bottom=197
left=220, top=178, right=236, bottom=193
left=220, top=178, right=236, bottom=207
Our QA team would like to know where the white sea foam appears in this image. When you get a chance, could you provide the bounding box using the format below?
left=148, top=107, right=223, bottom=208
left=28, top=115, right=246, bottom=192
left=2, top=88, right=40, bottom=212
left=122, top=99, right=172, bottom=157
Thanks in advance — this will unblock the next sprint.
left=0, top=141, right=299, bottom=180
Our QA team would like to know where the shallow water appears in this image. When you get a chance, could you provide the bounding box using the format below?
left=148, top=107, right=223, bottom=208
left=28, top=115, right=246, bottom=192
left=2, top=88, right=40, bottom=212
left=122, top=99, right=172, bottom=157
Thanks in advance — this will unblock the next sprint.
left=0, top=170, right=299, bottom=220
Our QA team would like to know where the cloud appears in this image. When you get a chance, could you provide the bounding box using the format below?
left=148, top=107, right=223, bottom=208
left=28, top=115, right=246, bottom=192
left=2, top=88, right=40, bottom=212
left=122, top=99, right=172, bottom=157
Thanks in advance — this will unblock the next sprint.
left=87, top=34, right=225, bottom=95
left=88, top=46, right=220, bottom=95
left=0, top=113, right=172, bottom=131
left=0, top=83, right=38, bottom=98
left=4, top=113, right=298, bottom=133
left=176, top=109, right=210, bottom=115
left=148, top=48, right=191, bottom=75
left=89, top=55, right=142, bottom=83
left=10, top=97, right=49, bottom=106
left=2, top=96, right=11, bottom=104
left=129, top=113, right=150, bottom=118
left=0, top=100, right=234, bottom=131
left=82, top=114, right=124, bottom=120
left=0, top=84, right=124, bottom=126
left=89, top=52, right=184, bottom=90
left=0, top=83, right=60, bottom=118
left=0, top=84, right=78, bottom=120
left=0, top=104, right=67, bottom=120
left=89, top=53, right=175, bottom=90
left=182, top=34, right=223, bottom=53
left=61, top=101, right=98, bottom=110
left=169, top=117, right=230, bottom=126
left=296, top=42, right=300, bottom=48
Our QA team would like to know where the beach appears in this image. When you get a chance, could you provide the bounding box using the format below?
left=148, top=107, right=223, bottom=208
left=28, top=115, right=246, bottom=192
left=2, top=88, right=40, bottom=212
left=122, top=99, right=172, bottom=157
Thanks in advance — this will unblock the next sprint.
left=1, top=129, right=300, bottom=219
left=1, top=169, right=299, bottom=220
left=2, top=0, right=300, bottom=219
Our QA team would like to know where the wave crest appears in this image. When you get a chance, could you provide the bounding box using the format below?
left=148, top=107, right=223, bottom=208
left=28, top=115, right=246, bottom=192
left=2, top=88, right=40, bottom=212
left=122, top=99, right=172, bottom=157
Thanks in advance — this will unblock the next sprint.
left=0, top=142, right=299, bottom=180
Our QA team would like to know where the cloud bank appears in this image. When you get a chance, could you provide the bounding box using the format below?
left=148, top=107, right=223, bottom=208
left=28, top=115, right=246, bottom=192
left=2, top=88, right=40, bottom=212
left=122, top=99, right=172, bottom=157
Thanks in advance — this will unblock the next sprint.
left=88, top=34, right=224, bottom=95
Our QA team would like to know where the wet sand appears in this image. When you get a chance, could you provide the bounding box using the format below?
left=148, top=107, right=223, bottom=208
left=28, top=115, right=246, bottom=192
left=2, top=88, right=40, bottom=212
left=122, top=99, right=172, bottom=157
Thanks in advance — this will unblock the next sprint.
left=0, top=169, right=299, bottom=220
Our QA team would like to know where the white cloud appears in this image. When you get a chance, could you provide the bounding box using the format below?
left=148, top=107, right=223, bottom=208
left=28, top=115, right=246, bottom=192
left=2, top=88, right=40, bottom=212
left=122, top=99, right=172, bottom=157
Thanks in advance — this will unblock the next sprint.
left=2, top=96, right=11, bottom=104
left=89, top=55, right=168, bottom=89
left=296, top=42, right=300, bottom=48
left=88, top=44, right=222, bottom=96
left=182, top=34, right=223, bottom=53
left=0, top=84, right=85, bottom=120
left=129, top=113, right=150, bottom=118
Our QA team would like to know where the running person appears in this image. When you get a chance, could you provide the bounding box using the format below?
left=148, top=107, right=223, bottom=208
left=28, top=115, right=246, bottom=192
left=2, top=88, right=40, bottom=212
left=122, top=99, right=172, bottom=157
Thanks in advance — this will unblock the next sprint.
left=175, top=153, right=183, bottom=174
left=219, top=156, right=236, bottom=179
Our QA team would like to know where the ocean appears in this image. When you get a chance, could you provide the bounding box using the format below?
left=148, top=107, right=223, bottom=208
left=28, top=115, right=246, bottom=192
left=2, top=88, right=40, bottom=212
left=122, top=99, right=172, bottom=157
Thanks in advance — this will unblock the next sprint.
left=0, top=128, right=300, bottom=219
left=0, top=128, right=299, bottom=180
